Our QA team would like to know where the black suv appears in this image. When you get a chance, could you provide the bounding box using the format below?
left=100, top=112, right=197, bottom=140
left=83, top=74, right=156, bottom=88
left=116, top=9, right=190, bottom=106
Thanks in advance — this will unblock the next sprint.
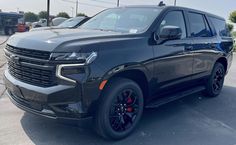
left=4, top=6, right=234, bottom=140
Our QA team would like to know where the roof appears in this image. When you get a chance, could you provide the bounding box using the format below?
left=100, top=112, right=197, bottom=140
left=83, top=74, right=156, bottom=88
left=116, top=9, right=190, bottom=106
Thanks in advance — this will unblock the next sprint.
left=0, top=12, right=23, bottom=17
left=118, top=5, right=225, bottom=20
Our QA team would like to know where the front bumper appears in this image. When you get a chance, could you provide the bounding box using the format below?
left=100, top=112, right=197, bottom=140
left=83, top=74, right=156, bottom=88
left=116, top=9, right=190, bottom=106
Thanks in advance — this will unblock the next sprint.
left=4, top=70, right=92, bottom=121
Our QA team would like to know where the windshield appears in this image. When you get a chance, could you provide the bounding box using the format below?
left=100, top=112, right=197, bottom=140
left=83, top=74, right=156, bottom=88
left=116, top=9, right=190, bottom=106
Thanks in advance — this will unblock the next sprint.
left=80, top=7, right=162, bottom=33
left=58, top=17, right=84, bottom=28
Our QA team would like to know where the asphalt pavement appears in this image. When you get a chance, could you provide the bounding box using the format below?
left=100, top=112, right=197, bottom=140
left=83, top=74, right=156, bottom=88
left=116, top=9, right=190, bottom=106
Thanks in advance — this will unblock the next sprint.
left=0, top=35, right=236, bottom=145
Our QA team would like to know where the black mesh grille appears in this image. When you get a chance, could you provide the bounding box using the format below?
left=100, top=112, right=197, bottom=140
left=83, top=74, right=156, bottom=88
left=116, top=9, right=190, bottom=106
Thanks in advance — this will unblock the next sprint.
left=6, top=45, right=51, bottom=60
left=8, top=61, right=55, bottom=87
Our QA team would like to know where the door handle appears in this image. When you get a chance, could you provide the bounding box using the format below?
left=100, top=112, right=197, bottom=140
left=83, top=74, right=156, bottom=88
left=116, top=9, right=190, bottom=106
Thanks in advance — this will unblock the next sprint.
left=209, top=43, right=217, bottom=48
left=185, top=46, right=193, bottom=51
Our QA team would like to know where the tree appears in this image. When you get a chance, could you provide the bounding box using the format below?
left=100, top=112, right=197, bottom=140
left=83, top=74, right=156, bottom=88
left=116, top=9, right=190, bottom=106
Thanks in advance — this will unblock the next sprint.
left=232, top=31, right=236, bottom=38
left=227, top=23, right=234, bottom=32
left=24, top=12, right=39, bottom=22
left=229, top=11, right=236, bottom=23
left=57, top=12, right=70, bottom=18
left=76, top=13, right=88, bottom=17
left=38, top=11, right=48, bottom=19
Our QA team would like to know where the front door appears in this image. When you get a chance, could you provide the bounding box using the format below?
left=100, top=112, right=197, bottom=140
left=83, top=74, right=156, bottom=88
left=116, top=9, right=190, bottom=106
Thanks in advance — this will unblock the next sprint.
left=152, top=10, right=194, bottom=94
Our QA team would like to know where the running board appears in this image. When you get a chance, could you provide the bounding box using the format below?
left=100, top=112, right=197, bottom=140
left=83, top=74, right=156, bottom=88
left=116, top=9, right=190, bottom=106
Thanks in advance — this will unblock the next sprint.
left=146, top=86, right=206, bottom=108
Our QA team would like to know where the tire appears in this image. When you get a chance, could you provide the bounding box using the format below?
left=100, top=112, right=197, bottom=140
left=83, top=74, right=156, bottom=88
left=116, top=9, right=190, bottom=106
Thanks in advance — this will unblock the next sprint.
left=4, top=28, right=9, bottom=35
left=204, top=62, right=225, bottom=97
left=8, top=28, right=14, bottom=35
left=34, top=25, right=42, bottom=28
left=94, top=78, right=144, bottom=140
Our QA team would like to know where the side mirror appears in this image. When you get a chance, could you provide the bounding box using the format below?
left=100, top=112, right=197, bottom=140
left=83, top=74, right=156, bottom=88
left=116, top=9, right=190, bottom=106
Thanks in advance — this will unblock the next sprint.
left=155, top=26, right=182, bottom=42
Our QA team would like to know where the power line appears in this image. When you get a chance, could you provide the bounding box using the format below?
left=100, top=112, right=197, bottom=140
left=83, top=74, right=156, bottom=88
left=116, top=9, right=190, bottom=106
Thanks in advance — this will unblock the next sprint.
left=62, top=0, right=78, bottom=16
left=79, top=2, right=108, bottom=8
left=91, top=0, right=116, bottom=5
left=91, top=0, right=123, bottom=7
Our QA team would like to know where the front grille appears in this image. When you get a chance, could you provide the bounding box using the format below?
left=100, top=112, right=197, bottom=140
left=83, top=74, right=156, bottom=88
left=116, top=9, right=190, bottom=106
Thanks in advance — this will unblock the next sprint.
left=8, top=61, right=55, bottom=87
left=6, top=45, right=51, bottom=60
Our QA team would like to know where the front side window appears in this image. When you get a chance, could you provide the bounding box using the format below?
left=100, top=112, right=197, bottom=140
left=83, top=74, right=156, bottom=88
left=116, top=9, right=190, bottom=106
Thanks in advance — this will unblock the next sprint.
left=81, top=8, right=162, bottom=33
left=188, top=12, right=212, bottom=37
left=159, top=11, right=187, bottom=39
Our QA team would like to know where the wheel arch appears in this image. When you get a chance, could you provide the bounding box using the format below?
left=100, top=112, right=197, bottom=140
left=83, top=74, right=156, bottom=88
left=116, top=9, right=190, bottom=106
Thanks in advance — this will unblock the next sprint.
left=216, top=57, right=228, bottom=72
left=103, top=67, right=151, bottom=104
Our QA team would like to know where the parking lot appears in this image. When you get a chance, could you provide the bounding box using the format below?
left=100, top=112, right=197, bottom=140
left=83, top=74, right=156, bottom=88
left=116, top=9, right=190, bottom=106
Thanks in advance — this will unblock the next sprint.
left=0, top=35, right=236, bottom=145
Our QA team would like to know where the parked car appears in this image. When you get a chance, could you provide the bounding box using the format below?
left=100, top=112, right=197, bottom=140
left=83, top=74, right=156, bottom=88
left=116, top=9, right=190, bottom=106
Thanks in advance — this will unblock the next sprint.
left=32, top=19, right=47, bottom=28
left=30, top=17, right=89, bottom=32
left=51, top=17, right=68, bottom=26
left=4, top=5, right=234, bottom=140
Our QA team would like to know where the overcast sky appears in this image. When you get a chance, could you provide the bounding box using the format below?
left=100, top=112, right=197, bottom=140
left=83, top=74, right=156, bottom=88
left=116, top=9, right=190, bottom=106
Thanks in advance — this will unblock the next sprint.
left=0, top=0, right=235, bottom=21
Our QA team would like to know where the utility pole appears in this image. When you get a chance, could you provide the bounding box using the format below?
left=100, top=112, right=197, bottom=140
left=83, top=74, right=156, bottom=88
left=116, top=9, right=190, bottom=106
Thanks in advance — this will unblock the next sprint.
left=47, top=0, right=50, bottom=26
left=117, top=0, right=120, bottom=7
left=174, top=0, right=177, bottom=6
left=62, top=0, right=78, bottom=16
left=76, top=0, right=78, bottom=16
left=71, top=7, right=74, bottom=17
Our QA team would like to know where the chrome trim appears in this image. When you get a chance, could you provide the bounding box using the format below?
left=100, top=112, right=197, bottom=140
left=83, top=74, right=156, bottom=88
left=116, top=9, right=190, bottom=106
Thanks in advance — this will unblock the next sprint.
left=56, top=52, right=97, bottom=83
left=86, top=52, right=97, bottom=64
left=56, top=63, right=85, bottom=83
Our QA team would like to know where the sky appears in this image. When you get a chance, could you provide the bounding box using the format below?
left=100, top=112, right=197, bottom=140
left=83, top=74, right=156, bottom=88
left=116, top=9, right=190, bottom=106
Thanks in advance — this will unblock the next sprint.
left=0, top=0, right=235, bottom=28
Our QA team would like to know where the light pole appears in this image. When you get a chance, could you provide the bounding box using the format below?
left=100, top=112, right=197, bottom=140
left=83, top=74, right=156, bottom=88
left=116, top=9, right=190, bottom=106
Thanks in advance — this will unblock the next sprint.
left=71, top=7, right=74, bottom=17
left=47, top=0, right=50, bottom=26
left=117, top=0, right=120, bottom=7
left=76, top=0, right=78, bottom=16
left=174, top=0, right=177, bottom=6
left=62, top=0, right=79, bottom=16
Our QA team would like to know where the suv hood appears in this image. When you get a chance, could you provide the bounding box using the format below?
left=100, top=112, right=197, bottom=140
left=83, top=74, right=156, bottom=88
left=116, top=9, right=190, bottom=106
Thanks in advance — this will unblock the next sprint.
left=7, top=29, right=123, bottom=52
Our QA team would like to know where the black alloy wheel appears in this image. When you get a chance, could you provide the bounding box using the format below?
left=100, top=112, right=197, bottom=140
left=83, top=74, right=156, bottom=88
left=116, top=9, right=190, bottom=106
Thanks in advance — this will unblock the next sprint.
left=109, top=88, right=139, bottom=132
left=95, top=78, right=143, bottom=140
left=205, top=62, right=225, bottom=97
left=212, top=66, right=224, bottom=93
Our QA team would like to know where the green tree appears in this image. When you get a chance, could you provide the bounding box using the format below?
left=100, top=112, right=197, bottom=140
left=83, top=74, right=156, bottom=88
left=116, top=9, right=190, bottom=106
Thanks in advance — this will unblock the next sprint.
left=232, top=31, right=236, bottom=38
left=57, top=12, right=70, bottom=18
left=229, top=11, right=236, bottom=23
left=76, top=13, right=88, bottom=17
left=38, top=11, right=48, bottom=19
left=227, top=23, right=234, bottom=32
left=24, top=12, right=39, bottom=22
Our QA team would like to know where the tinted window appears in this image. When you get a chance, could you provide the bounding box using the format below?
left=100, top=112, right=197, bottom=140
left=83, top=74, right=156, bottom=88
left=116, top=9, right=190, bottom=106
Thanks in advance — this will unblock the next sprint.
left=159, top=11, right=186, bottom=38
left=58, top=17, right=85, bottom=28
left=188, top=12, right=212, bottom=37
left=81, top=8, right=162, bottom=33
left=210, top=17, right=230, bottom=37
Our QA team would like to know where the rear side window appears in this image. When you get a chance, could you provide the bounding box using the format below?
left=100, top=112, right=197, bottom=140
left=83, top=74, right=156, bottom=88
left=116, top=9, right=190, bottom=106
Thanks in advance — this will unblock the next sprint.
left=210, top=17, right=230, bottom=37
left=188, top=12, right=212, bottom=37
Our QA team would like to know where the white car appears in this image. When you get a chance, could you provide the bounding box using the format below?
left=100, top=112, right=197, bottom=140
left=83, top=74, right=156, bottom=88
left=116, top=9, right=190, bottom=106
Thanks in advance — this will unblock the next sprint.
left=32, top=19, right=47, bottom=28
left=51, top=17, right=68, bottom=26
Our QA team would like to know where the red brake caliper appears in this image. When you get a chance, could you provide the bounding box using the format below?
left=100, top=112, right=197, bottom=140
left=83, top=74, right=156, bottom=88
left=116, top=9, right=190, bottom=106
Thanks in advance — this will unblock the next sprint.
left=127, top=97, right=133, bottom=112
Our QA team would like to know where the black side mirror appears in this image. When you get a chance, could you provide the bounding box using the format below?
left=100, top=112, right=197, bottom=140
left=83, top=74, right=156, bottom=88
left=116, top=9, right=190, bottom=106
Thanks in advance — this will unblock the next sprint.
left=155, top=26, right=182, bottom=42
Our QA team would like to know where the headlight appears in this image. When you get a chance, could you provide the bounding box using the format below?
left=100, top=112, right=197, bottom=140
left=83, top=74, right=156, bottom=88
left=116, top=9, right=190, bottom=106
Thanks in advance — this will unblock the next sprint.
left=54, top=52, right=97, bottom=83
left=51, top=52, right=97, bottom=64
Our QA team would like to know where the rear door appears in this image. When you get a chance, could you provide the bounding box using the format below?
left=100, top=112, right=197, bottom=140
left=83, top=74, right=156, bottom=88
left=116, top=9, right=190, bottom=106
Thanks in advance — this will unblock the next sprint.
left=187, top=12, right=215, bottom=79
left=153, top=10, right=194, bottom=93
